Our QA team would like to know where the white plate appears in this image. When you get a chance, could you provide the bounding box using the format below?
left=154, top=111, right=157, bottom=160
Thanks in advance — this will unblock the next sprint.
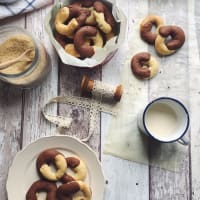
left=6, top=135, right=105, bottom=200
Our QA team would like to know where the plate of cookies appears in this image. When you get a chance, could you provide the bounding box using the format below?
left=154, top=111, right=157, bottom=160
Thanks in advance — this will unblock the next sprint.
left=6, top=135, right=104, bottom=200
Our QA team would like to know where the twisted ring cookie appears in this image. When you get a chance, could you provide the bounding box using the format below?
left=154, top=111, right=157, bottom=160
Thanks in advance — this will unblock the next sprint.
left=61, top=156, right=87, bottom=183
left=140, top=15, right=164, bottom=44
left=36, top=149, right=67, bottom=181
left=65, top=39, right=90, bottom=58
left=85, top=7, right=97, bottom=25
left=55, top=5, right=90, bottom=38
left=131, top=52, right=159, bottom=79
left=65, top=44, right=81, bottom=58
left=74, top=26, right=103, bottom=58
left=57, top=181, right=92, bottom=200
left=74, top=0, right=95, bottom=8
left=72, top=1, right=96, bottom=25
left=26, top=180, right=57, bottom=200
left=93, top=1, right=116, bottom=34
left=155, top=25, right=185, bottom=55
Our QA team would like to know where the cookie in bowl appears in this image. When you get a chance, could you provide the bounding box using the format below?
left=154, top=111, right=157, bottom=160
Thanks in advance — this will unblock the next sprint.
left=53, top=1, right=117, bottom=59
left=45, top=0, right=127, bottom=67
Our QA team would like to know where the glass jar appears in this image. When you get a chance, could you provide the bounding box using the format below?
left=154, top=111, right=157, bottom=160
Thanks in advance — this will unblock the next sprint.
left=0, top=26, right=51, bottom=88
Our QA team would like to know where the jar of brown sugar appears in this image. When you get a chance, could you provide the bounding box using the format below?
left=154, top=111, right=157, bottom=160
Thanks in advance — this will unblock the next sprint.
left=0, top=26, right=51, bottom=88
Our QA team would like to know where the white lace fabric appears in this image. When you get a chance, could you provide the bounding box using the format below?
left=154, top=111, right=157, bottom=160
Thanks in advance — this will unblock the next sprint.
left=42, top=96, right=118, bottom=142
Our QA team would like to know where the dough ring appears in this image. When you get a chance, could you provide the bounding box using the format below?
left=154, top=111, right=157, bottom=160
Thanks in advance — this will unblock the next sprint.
left=55, top=5, right=90, bottom=38
left=74, top=26, right=103, bottom=58
left=61, top=156, right=87, bottom=183
left=140, top=15, right=164, bottom=44
left=26, top=180, right=57, bottom=200
left=131, top=52, right=159, bottom=79
left=65, top=44, right=81, bottom=58
left=155, top=25, right=185, bottom=56
left=65, top=39, right=90, bottom=58
left=93, top=1, right=116, bottom=34
left=72, top=2, right=96, bottom=25
left=57, top=181, right=92, bottom=200
left=36, top=149, right=67, bottom=181
left=85, top=7, right=97, bottom=25
left=73, top=0, right=95, bottom=8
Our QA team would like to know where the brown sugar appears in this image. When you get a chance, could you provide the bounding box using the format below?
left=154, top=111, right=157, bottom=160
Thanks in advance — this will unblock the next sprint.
left=0, top=34, right=35, bottom=75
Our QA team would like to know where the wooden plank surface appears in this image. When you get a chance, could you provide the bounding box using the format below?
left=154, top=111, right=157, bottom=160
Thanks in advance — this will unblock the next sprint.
left=101, top=0, right=149, bottom=199
left=0, top=16, right=25, bottom=200
left=58, top=64, right=101, bottom=153
left=22, top=7, right=59, bottom=147
left=189, top=0, right=200, bottom=199
left=148, top=0, right=190, bottom=199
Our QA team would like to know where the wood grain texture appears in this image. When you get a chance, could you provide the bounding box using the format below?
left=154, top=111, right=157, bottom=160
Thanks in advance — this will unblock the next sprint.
left=0, top=17, right=25, bottom=200
left=101, top=0, right=149, bottom=199
left=148, top=0, right=190, bottom=199
left=22, top=6, right=59, bottom=147
left=189, top=0, right=200, bottom=199
left=58, top=59, right=101, bottom=154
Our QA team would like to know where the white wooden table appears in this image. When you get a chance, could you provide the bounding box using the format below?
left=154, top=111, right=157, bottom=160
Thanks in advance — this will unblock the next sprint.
left=0, top=0, right=200, bottom=199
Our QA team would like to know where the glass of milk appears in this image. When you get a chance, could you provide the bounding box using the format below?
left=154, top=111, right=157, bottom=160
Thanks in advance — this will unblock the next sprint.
left=137, top=97, right=190, bottom=145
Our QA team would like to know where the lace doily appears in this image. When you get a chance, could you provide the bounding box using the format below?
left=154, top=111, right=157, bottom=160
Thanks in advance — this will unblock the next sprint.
left=42, top=95, right=118, bottom=142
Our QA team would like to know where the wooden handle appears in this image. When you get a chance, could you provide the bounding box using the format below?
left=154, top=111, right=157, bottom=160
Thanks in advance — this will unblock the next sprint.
left=0, top=49, right=33, bottom=70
